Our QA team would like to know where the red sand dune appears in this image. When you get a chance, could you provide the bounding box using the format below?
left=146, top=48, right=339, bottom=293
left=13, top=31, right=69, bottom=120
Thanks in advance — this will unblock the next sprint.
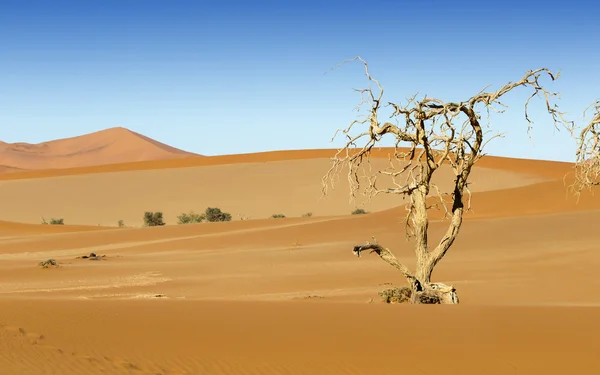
left=0, top=127, right=198, bottom=171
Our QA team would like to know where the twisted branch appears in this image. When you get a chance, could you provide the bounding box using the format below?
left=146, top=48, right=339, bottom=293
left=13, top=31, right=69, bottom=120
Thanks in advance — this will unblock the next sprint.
left=352, top=238, right=421, bottom=290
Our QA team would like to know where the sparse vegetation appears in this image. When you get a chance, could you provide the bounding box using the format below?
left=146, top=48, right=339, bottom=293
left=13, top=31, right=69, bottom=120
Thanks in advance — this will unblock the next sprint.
left=143, top=211, right=165, bottom=227
left=204, top=207, right=232, bottom=222
left=379, top=287, right=412, bottom=304
left=177, top=211, right=206, bottom=224
left=302, top=212, right=313, bottom=217
left=379, top=286, right=442, bottom=304
left=175, top=207, right=232, bottom=224
left=41, top=217, right=64, bottom=225
left=77, top=252, right=106, bottom=260
left=351, top=208, right=368, bottom=215
left=118, top=219, right=125, bottom=228
left=271, top=213, right=286, bottom=219
left=38, top=259, right=58, bottom=268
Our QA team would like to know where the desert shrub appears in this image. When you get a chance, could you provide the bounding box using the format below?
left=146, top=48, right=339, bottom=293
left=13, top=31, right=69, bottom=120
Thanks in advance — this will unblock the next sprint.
left=41, top=217, right=64, bottom=225
left=143, top=211, right=165, bottom=227
left=418, top=293, right=441, bottom=304
left=38, top=259, right=58, bottom=268
left=379, top=287, right=412, bottom=304
left=177, top=211, right=206, bottom=224
left=271, top=213, right=286, bottom=219
left=118, top=220, right=125, bottom=227
left=204, top=207, right=232, bottom=222
left=351, top=208, right=368, bottom=215
left=379, top=287, right=441, bottom=304
left=302, top=212, right=313, bottom=217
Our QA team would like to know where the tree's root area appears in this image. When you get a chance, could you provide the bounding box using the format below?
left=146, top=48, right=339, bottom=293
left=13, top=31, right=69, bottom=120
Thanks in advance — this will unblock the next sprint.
left=379, top=283, right=459, bottom=304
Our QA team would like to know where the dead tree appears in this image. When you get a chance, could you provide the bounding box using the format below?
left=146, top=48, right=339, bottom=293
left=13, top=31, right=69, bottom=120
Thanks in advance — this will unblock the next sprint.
left=572, top=99, right=600, bottom=195
left=322, top=57, right=572, bottom=304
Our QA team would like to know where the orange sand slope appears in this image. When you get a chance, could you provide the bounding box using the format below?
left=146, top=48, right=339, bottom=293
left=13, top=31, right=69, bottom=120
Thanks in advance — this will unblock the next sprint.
left=1, top=207, right=600, bottom=374
left=1, top=146, right=600, bottom=374
left=0, top=147, right=581, bottom=226
left=0, top=127, right=198, bottom=171
left=0, top=157, right=555, bottom=226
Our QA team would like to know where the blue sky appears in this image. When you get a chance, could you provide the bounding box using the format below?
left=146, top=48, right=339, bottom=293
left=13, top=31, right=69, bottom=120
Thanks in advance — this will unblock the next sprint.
left=0, top=0, right=597, bottom=162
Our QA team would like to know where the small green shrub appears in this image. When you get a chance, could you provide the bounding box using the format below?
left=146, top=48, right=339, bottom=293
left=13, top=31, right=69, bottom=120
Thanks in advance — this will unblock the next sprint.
left=351, top=208, right=368, bottom=215
left=177, top=211, right=206, bottom=224
left=271, top=214, right=286, bottom=219
left=204, top=207, right=232, bottom=222
left=41, top=217, right=64, bottom=225
left=302, top=212, right=313, bottom=217
left=143, top=211, right=165, bottom=227
left=118, top=220, right=125, bottom=228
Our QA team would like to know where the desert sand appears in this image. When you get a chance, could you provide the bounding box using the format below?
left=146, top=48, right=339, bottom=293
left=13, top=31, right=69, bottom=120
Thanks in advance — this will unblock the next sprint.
left=1, top=128, right=599, bottom=374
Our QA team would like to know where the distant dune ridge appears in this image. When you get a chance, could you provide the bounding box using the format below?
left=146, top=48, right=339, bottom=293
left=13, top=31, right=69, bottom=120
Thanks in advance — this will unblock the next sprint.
left=0, top=127, right=199, bottom=171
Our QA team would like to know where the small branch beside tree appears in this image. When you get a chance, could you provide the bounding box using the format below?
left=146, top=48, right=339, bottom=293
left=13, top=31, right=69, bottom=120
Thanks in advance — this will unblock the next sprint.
left=572, top=99, right=600, bottom=195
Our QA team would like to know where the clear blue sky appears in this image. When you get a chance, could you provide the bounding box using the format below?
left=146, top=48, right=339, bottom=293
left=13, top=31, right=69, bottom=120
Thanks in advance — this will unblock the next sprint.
left=1, top=0, right=598, bottom=162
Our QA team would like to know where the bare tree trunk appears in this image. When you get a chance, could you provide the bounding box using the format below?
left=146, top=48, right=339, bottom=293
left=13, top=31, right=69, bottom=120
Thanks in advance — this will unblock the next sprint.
left=411, top=186, right=430, bottom=302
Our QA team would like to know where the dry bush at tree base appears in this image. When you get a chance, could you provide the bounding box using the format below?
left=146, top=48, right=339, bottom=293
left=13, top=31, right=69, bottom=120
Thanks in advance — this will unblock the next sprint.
left=379, top=286, right=445, bottom=304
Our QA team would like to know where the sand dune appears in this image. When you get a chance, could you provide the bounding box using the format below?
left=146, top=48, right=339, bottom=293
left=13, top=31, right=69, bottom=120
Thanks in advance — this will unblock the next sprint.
left=2, top=301, right=599, bottom=375
left=1, top=204, right=599, bottom=373
left=1, top=142, right=599, bottom=374
left=0, top=165, right=25, bottom=174
left=0, top=156, right=552, bottom=226
left=0, top=127, right=198, bottom=171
